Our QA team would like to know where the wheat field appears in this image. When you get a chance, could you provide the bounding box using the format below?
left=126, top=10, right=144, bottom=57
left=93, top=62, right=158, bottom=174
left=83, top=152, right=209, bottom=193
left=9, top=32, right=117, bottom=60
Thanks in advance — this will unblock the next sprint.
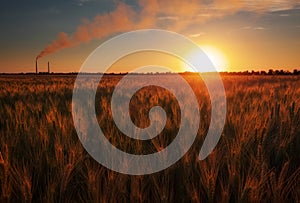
left=0, top=74, right=299, bottom=202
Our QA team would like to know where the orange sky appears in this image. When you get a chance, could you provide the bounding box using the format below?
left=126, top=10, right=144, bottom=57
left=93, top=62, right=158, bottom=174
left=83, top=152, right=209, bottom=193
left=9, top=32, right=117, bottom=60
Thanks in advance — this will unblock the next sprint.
left=0, top=0, right=300, bottom=73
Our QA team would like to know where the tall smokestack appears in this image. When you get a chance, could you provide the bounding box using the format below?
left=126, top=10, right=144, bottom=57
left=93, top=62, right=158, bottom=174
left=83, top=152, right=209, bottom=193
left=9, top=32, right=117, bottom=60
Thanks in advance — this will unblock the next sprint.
left=48, top=61, right=50, bottom=74
left=35, top=60, right=38, bottom=74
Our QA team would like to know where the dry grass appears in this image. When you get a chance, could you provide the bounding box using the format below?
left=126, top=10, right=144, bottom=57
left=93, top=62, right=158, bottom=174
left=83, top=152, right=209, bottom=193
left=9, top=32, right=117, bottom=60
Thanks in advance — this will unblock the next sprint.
left=0, top=74, right=299, bottom=202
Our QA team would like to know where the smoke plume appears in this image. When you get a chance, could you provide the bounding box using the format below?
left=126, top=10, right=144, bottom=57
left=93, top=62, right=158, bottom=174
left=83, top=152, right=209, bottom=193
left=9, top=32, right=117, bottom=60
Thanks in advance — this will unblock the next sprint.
left=36, top=0, right=300, bottom=59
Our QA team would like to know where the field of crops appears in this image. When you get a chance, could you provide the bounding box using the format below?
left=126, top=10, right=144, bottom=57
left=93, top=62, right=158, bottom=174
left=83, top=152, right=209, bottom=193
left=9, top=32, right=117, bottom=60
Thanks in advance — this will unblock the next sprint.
left=0, top=74, right=299, bottom=202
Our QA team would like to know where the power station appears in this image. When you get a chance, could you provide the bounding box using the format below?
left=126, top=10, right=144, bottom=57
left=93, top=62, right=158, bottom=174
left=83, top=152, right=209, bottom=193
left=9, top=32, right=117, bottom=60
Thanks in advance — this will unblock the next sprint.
left=35, top=59, right=38, bottom=74
left=35, top=60, right=51, bottom=74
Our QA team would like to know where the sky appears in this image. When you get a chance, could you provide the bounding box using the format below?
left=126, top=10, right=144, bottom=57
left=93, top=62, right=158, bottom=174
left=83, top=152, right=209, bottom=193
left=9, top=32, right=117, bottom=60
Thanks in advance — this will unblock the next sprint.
left=0, top=0, right=300, bottom=73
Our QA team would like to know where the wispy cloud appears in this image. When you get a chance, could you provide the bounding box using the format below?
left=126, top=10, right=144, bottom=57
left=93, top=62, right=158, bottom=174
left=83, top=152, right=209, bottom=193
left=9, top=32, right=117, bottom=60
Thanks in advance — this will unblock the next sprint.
left=242, top=0, right=300, bottom=12
left=189, top=32, right=206, bottom=38
left=157, top=16, right=178, bottom=21
left=254, top=27, right=265, bottom=30
left=279, top=13, right=290, bottom=17
left=242, top=26, right=265, bottom=30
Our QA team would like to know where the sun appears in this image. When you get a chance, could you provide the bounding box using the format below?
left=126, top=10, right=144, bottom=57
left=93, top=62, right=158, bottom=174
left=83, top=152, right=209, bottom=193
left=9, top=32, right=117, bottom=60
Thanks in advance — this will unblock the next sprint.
left=181, top=45, right=228, bottom=72
left=201, top=46, right=228, bottom=72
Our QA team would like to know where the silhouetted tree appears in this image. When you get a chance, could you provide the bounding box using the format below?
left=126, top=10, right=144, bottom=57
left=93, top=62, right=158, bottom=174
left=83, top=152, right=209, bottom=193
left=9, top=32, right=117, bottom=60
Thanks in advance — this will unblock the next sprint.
left=268, top=69, right=274, bottom=75
left=261, top=71, right=267, bottom=75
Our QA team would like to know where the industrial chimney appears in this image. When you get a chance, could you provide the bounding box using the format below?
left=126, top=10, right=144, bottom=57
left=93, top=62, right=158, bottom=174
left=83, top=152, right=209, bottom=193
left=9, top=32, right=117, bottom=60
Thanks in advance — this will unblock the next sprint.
left=35, top=60, right=38, bottom=74
left=48, top=61, right=50, bottom=74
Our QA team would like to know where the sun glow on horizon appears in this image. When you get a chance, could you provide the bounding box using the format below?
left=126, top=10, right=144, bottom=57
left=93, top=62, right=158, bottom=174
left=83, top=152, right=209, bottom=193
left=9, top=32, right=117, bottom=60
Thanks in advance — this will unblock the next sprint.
left=202, top=46, right=228, bottom=72
left=182, top=45, right=228, bottom=72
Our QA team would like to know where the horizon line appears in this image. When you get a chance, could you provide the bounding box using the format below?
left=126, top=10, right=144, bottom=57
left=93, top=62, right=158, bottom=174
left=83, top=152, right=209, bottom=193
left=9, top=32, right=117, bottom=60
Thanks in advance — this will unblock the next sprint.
left=0, top=69, right=299, bottom=75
